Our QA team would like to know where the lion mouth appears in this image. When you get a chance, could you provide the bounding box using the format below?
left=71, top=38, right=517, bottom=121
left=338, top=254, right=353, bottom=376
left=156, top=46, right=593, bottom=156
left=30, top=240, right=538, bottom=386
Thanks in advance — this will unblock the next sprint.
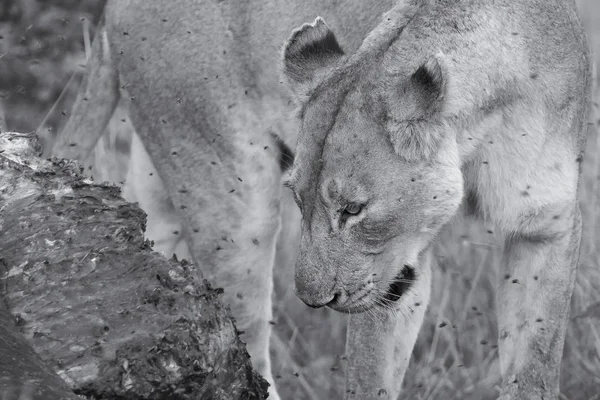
left=382, top=265, right=415, bottom=303
left=326, top=265, right=416, bottom=314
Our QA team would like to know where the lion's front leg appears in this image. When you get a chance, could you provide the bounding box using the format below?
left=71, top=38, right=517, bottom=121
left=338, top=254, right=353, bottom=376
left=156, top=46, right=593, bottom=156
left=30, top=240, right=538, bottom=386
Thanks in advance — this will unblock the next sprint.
left=345, top=248, right=432, bottom=400
left=497, top=203, right=582, bottom=400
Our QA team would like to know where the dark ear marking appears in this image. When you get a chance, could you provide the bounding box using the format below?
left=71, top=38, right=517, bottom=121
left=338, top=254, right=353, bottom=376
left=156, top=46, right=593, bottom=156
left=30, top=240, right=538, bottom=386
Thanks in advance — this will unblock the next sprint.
left=282, top=17, right=344, bottom=96
left=412, top=59, right=444, bottom=91
left=410, top=56, right=447, bottom=109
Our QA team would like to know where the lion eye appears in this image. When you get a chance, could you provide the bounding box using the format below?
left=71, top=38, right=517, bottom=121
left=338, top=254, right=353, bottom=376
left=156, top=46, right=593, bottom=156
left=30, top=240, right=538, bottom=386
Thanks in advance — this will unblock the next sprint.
left=344, top=203, right=363, bottom=216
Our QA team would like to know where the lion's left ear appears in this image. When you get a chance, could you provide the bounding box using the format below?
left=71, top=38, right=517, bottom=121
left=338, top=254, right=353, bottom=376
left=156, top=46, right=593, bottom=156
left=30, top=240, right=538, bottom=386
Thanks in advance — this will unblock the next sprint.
left=387, top=54, right=451, bottom=160
left=282, top=17, right=344, bottom=100
left=409, top=54, right=448, bottom=115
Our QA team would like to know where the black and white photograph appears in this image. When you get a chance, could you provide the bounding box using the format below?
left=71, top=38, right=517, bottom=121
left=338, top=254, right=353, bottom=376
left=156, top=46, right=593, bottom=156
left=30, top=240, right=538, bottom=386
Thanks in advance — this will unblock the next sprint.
left=0, top=0, right=599, bottom=399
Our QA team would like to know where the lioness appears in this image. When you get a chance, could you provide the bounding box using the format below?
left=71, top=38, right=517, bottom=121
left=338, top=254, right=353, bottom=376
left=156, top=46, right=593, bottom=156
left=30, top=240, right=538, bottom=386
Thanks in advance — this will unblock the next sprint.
left=280, top=0, right=590, bottom=399
left=51, top=0, right=590, bottom=399
left=50, top=1, right=395, bottom=398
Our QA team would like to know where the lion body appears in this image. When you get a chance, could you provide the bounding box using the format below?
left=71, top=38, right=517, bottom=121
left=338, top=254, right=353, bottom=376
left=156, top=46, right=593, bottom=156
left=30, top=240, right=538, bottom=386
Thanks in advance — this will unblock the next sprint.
left=282, top=0, right=590, bottom=399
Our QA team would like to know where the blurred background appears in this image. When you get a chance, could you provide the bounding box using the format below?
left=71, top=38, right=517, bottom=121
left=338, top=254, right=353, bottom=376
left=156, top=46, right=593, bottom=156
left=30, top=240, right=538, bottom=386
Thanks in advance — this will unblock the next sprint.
left=0, top=1, right=598, bottom=399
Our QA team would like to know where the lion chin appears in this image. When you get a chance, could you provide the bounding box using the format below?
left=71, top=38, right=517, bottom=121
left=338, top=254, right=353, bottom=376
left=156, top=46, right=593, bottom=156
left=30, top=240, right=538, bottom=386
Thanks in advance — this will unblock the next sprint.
left=328, top=265, right=417, bottom=314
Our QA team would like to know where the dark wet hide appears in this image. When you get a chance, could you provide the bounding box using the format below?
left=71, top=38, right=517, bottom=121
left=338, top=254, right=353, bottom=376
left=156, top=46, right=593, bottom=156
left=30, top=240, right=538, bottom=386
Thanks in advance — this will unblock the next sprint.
left=383, top=265, right=415, bottom=302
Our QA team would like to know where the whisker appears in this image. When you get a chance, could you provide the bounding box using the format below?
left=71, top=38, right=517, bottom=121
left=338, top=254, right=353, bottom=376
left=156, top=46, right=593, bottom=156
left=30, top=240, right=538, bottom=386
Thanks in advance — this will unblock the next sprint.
left=280, top=152, right=295, bottom=163
left=377, top=291, right=403, bottom=299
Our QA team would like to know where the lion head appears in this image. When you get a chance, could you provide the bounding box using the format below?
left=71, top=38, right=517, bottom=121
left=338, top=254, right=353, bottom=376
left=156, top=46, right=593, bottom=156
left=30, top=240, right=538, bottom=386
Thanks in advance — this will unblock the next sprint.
left=281, top=16, right=464, bottom=313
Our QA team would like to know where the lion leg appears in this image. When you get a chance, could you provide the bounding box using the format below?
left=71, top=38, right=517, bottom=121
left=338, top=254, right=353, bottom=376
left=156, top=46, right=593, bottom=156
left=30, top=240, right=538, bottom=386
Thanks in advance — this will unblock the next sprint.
left=497, top=202, right=582, bottom=399
left=195, top=171, right=281, bottom=400
left=144, top=133, right=283, bottom=399
left=121, top=132, right=191, bottom=260
left=345, top=248, right=432, bottom=400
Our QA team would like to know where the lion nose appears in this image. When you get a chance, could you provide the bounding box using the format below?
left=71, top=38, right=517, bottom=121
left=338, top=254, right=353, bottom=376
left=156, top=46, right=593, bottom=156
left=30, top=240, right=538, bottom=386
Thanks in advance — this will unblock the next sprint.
left=298, top=292, right=340, bottom=309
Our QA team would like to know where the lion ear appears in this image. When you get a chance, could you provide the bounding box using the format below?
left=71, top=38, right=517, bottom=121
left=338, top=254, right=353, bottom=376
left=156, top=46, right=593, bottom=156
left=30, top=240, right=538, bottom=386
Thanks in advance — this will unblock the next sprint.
left=387, top=55, right=450, bottom=161
left=409, top=55, right=448, bottom=113
left=282, top=17, right=344, bottom=100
